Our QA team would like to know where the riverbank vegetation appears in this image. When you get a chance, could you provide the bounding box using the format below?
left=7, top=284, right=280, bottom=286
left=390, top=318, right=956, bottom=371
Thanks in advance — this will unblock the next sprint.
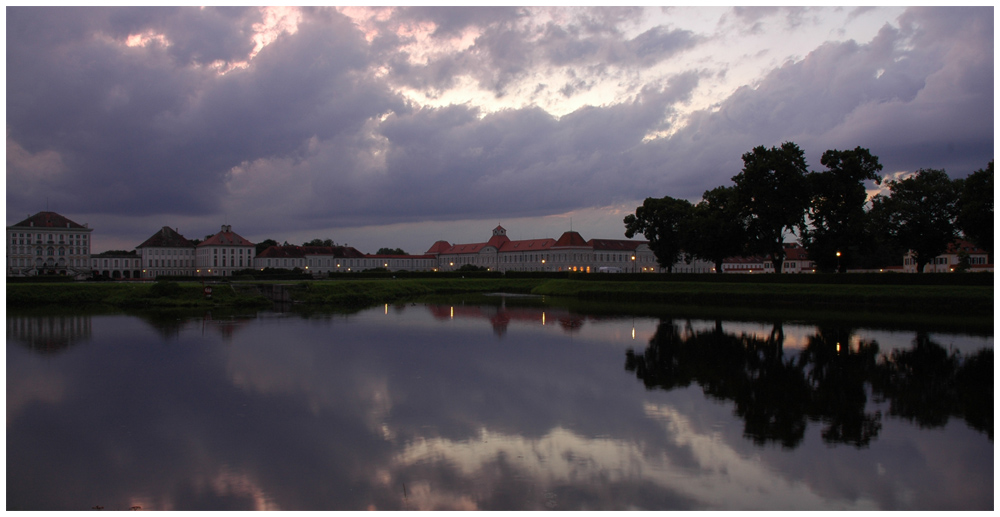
left=7, top=276, right=992, bottom=316
left=624, top=144, right=992, bottom=274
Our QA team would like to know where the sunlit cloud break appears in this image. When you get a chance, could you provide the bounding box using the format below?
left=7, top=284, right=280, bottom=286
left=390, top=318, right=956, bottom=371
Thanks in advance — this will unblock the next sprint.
left=6, top=6, right=992, bottom=254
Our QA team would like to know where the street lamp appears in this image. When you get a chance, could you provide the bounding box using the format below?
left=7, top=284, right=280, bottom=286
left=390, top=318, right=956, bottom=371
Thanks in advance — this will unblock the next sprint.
left=631, top=254, right=636, bottom=273
left=836, top=251, right=841, bottom=273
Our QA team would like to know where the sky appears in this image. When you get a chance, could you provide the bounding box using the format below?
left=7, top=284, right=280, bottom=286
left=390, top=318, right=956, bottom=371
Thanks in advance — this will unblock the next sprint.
left=6, top=6, right=994, bottom=255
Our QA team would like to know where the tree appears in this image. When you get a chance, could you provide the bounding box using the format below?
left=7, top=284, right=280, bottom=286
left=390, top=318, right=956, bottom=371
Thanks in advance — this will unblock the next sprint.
left=376, top=248, right=408, bottom=255
left=686, top=186, right=746, bottom=273
left=304, top=238, right=336, bottom=247
left=955, top=161, right=993, bottom=254
left=870, top=169, right=956, bottom=273
left=800, top=147, right=883, bottom=272
left=732, top=142, right=811, bottom=273
left=623, top=196, right=694, bottom=272
left=255, top=238, right=278, bottom=255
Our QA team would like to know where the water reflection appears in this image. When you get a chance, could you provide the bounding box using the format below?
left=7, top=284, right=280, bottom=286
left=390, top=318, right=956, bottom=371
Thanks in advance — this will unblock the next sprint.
left=427, top=303, right=586, bottom=336
left=6, top=304, right=993, bottom=511
left=7, top=314, right=92, bottom=353
left=626, top=320, right=993, bottom=448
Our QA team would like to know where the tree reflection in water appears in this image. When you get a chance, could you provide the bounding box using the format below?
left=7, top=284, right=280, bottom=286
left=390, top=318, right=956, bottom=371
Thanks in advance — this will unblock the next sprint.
left=625, top=320, right=992, bottom=449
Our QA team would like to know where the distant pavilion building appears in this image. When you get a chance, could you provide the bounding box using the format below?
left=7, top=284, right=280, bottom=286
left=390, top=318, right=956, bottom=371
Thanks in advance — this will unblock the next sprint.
left=427, top=225, right=657, bottom=273
left=196, top=225, right=255, bottom=277
left=136, top=226, right=197, bottom=278
left=90, top=250, right=141, bottom=279
left=6, top=211, right=93, bottom=278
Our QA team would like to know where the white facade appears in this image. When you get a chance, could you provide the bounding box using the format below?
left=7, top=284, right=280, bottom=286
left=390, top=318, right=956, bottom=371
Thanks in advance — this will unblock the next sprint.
left=137, top=226, right=197, bottom=278
left=90, top=254, right=142, bottom=279
left=903, top=240, right=992, bottom=273
left=196, top=225, right=255, bottom=277
left=7, top=212, right=93, bottom=278
left=141, top=247, right=197, bottom=277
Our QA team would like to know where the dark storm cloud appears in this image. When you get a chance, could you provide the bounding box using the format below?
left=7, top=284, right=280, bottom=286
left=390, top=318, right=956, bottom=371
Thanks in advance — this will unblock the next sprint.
left=377, top=7, right=697, bottom=97
left=6, top=7, right=992, bottom=243
left=226, top=71, right=700, bottom=230
left=628, top=6, right=993, bottom=199
left=8, top=7, right=402, bottom=219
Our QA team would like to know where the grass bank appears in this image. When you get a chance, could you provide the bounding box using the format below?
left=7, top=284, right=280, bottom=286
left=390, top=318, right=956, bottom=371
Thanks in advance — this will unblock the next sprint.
left=530, top=279, right=993, bottom=315
left=6, top=277, right=992, bottom=316
left=6, top=281, right=271, bottom=309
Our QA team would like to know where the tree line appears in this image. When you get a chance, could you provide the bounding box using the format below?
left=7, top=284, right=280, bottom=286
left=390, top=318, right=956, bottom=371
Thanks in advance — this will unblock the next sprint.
left=624, top=142, right=993, bottom=273
left=626, top=319, right=992, bottom=448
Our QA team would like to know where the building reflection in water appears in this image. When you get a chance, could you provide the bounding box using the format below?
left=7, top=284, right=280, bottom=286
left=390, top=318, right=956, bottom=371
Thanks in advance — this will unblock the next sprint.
left=426, top=303, right=586, bottom=337
left=7, top=315, right=92, bottom=354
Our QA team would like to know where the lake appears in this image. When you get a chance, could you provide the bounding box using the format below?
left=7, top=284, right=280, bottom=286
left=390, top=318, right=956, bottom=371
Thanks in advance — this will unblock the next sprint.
left=6, top=296, right=993, bottom=510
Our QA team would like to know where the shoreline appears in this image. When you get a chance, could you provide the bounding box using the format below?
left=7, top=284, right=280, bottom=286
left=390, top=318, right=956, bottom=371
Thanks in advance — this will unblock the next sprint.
left=6, top=277, right=993, bottom=317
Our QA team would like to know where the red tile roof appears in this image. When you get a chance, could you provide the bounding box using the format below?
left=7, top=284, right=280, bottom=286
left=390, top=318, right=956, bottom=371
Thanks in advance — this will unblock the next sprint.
left=946, top=239, right=987, bottom=254
left=486, top=234, right=510, bottom=248
left=590, top=239, right=645, bottom=251
left=498, top=238, right=556, bottom=253
left=365, top=254, right=436, bottom=260
left=198, top=225, right=254, bottom=247
left=9, top=211, right=88, bottom=229
left=554, top=231, right=588, bottom=247
left=425, top=240, right=453, bottom=255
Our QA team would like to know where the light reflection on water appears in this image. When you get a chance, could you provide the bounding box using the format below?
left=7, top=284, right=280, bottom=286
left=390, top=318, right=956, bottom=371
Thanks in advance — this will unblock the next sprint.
left=6, top=302, right=993, bottom=511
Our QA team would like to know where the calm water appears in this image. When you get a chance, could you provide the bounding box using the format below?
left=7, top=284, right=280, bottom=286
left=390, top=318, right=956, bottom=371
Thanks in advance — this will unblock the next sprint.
left=7, top=297, right=993, bottom=510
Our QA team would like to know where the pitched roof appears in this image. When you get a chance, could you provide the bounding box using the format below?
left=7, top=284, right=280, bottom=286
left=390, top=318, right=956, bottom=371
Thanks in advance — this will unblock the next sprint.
left=137, top=226, right=194, bottom=248
left=946, top=239, right=987, bottom=254
left=9, top=211, right=89, bottom=230
left=198, top=225, right=254, bottom=247
left=425, top=240, right=453, bottom=255
left=554, top=231, right=588, bottom=248
left=783, top=246, right=810, bottom=261
left=486, top=233, right=510, bottom=248
left=590, top=239, right=644, bottom=251
left=498, top=238, right=555, bottom=252
left=365, top=254, right=435, bottom=259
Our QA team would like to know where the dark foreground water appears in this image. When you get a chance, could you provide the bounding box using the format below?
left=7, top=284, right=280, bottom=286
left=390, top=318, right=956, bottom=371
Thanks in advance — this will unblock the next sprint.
left=7, top=297, right=993, bottom=510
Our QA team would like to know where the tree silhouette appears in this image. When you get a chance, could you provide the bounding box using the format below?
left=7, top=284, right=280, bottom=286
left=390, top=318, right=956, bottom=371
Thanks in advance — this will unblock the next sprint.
left=870, top=169, right=956, bottom=273
left=955, top=161, right=993, bottom=254
left=801, top=147, right=883, bottom=272
left=732, top=142, right=810, bottom=273
left=625, top=319, right=992, bottom=449
left=624, top=196, right=694, bottom=272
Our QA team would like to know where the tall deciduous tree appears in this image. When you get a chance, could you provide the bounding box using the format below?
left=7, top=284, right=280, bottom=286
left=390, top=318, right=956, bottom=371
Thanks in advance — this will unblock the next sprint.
left=255, top=238, right=278, bottom=255
left=624, top=196, right=694, bottom=273
left=304, top=238, right=336, bottom=247
left=801, top=147, right=883, bottom=272
left=732, top=142, right=810, bottom=273
left=870, top=169, right=956, bottom=273
left=955, top=161, right=993, bottom=254
left=686, top=185, right=747, bottom=273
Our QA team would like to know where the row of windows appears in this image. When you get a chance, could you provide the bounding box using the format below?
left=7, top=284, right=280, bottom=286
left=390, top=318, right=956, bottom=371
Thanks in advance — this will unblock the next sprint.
left=145, top=248, right=193, bottom=256
left=443, top=252, right=650, bottom=265
left=9, top=246, right=89, bottom=256
left=9, top=233, right=88, bottom=244
left=148, top=259, right=193, bottom=268
left=10, top=258, right=87, bottom=267
left=213, top=257, right=245, bottom=267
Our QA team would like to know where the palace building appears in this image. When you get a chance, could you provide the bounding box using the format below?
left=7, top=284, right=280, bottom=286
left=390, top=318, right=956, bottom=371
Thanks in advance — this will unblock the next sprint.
left=427, top=225, right=657, bottom=273
left=137, top=226, right=197, bottom=278
left=7, top=211, right=93, bottom=278
left=196, top=225, right=255, bottom=277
